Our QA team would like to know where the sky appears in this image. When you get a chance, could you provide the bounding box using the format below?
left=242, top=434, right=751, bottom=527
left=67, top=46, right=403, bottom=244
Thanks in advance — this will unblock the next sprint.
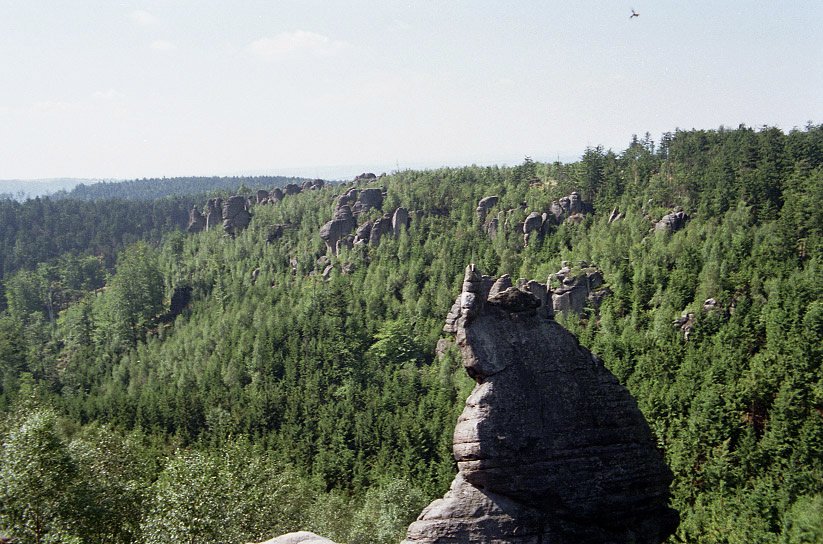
left=1, top=1, right=821, bottom=181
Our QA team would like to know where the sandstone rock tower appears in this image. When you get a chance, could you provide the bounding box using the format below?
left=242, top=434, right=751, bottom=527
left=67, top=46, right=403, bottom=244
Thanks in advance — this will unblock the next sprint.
left=402, top=265, right=678, bottom=544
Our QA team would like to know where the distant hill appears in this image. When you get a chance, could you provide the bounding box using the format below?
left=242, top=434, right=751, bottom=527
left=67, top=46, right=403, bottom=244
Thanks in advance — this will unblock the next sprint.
left=50, top=175, right=316, bottom=201
left=0, top=178, right=99, bottom=199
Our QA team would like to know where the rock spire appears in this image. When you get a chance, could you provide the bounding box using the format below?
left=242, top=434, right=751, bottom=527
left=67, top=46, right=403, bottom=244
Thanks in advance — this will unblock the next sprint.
left=403, top=265, right=678, bottom=544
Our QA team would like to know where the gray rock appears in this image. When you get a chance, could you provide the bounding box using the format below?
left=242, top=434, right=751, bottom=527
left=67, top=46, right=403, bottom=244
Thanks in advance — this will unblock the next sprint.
left=358, top=187, right=383, bottom=211
left=205, top=198, right=223, bottom=231
left=476, top=196, right=499, bottom=221
left=354, top=220, right=372, bottom=244
left=270, top=187, right=284, bottom=202
left=319, top=205, right=356, bottom=255
left=655, top=211, right=688, bottom=233
left=550, top=264, right=608, bottom=318
left=369, top=215, right=392, bottom=247
left=523, top=211, right=543, bottom=234
left=486, top=217, right=499, bottom=240
left=435, top=338, right=454, bottom=360
left=487, top=274, right=513, bottom=299
left=392, top=207, right=410, bottom=236
left=222, top=196, right=252, bottom=235
left=354, top=172, right=377, bottom=183
left=674, top=313, right=696, bottom=340
left=404, top=269, right=678, bottom=543
left=251, top=532, right=337, bottom=544
left=550, top=191, right=592, bottom=223
left=187, top=205, right=205, bottom=233
left=256, top=189, right=270, bottom=204
left=284, top=183, right=301, bottom=195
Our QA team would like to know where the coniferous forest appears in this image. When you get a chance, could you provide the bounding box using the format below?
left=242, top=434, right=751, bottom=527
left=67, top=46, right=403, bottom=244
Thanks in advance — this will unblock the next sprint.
left=1, top=124, right=823, bottom=544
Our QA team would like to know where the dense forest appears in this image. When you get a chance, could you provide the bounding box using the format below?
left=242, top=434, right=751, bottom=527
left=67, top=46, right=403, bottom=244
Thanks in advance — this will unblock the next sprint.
left=1, top=124, right=822, bottom=544
left=52, top=175, right=310, bottom=202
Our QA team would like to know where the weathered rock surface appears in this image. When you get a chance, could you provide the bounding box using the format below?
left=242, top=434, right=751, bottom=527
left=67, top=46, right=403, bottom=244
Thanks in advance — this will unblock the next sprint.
left=404, top=265, right=678, bottom=544
left=476, top=196, right=499, bottom=221
left=358, top=187, right=384, bottom=211
left=392, top=206, right=410, bottom=236
left=319, top=204, right=356, bottom=255
left=549, top=191, right=592, bottom=224
left=370, top=215, right=393, bottom=247
left=354, top=220, right=372, bottom=245
left=186, top=205, right=206, bottom=233
left=250, top=531, right=336, bottom=544
left=354, top=172, right=377, bottom=183
left=222, top=195, right=252, bottom=235
left=655, top=210, right=688, bottom=233
left=550, top=262, right=610, bottom=318
left=205, top=198, right=223, bottom=231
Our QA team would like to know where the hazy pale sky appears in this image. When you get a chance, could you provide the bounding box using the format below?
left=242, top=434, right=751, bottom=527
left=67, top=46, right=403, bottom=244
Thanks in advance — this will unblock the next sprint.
left=1, top=1, right=821, bottom=180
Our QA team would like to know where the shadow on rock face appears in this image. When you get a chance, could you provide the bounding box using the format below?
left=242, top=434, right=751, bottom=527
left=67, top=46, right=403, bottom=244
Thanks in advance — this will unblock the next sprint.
left=403, top=264, right=679, bottom=544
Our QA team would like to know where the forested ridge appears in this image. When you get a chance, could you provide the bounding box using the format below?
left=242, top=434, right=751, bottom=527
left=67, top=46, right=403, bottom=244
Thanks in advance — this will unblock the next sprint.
left=52, top=175, right=310, bottom=202
left=1, top=124, right=823, bottom=544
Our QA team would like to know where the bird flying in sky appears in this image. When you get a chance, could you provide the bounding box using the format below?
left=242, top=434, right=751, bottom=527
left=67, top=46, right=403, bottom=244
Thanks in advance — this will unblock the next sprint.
left=630, top=9, right=639, bottom=19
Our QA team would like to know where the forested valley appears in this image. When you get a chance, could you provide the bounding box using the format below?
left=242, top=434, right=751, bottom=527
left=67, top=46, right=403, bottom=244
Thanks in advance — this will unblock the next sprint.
left=1, top=124, right=822, bottom=544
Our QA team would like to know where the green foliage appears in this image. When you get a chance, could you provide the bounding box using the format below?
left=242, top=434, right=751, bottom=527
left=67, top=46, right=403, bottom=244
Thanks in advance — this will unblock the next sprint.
left=55, top=175, right=308, bottom=202
left=0, top=406, right=77, bottom=543
left=103, top=242, right=165, bottom=347
left=141, top=438, right=314, bottom=544
left=1, top=124, right=822, bottom=543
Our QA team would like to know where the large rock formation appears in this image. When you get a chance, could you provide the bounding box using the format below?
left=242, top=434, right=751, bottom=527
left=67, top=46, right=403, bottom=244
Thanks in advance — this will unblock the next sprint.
left=205, top=198, right=223, bottom=231
left=403, top=265, right=678, bottom=544
left=476, top=196, right=499, bottom=222
left=186, top=205, right=206, bottom=233
left=222, top=195, right=252, bottom=235
left=655, top=210, right=689, bottom=233
left=549, top=261, right=611, bottom=318
left=549, top=191, right=592, bottom=224
left=319, top=204, right=357, bottom=255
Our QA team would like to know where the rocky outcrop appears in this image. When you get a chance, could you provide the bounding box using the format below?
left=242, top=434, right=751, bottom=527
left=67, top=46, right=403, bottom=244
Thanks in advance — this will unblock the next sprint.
left=353, top=220, right=372, bottom=245
left=655, top=210, right=688, bottom=233
left=186, top=205, right=206, bottom=233
left=673, top=313, right=696, bottom=340
left=358, top=187, right=383, bottom=211
left=250, top=532, right=336, bottom=544
left=522, top=211, right=543, bottom=246
left=549, top=191, right=592, bottom=224
left=392, top=207, right=410, bottom=236
left=302, top=179, right=325, bottom=192
left=319, top=204, right=356, bottom=255
left=354, top=172, right=377, bottom=183
left=370, top=215, right=393, bottom=247
left=476, top=196, right=499, bottom=222
left=549, top=261, right=611, bottom=318
left=222, top=195, right=252, bottom=235
left=205, top=198, right=223, bottom=231
left=403, top=265, right=678, bottom=544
